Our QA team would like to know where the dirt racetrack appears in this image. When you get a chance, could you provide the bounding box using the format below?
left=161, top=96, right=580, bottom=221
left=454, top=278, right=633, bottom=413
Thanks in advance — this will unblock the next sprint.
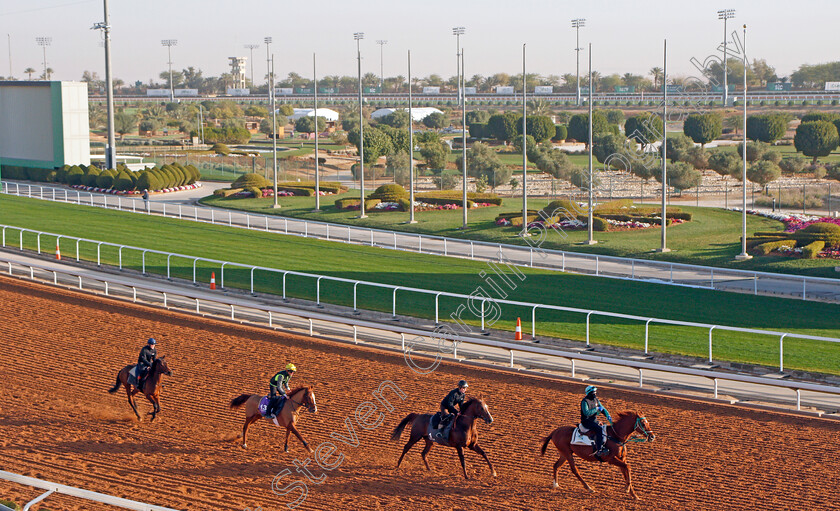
left=1, top=275, right=839, bottom=510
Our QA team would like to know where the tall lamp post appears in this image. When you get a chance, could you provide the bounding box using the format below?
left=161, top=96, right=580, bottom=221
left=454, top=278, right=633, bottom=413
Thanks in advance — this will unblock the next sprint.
left=265, top=37, right=279, bottom=208
left=313, top=52, right=321, bottom=211
left=460, top=47, right=468, bottom=229
left=521, top=44, right=528, bottom=237
left=658, top=40, right=670, bottom=253
left=452, top=27, right=465, bottom=106
left=408, top=49, right=416, bottom=223
left=355, top=32, right=367, bottom=218
left=586, top=43, right=596, bottom=245
left=376, top=40, right=387, bottom=90
left=718, top=9, right=735, bottom=106
left=160, top=39, right=177, bottom=100
left=244, top=44, right=259, bottom=88
left=92, top=0, right=116, bottom=170
left=736, top=24, right=752, bottom=261
left=571, top=19, right=585, bottom=106
left=35, top=37, right=51, bottom=80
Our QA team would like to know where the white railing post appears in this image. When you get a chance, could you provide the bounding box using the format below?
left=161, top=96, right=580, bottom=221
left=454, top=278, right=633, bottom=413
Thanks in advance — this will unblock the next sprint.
left=268, top=310, right=272, bottom=326
left=179, top=205, right=182, bottom=219
left=282, top=272, right=288, bottom=300
left=645, top=319, right=652, bottom=354
left=353, top=282, right=359, bottom=312
left=708, top=326, right=716, bottom=362
left=316, top=276, right=322, bottom=306
left=118, top=246, right=123, bottom=269
left=435, top=293, right=441, bottom=324
left=166, top=254, right=172, bottom=279
left=133, top=287, right=137, bottom=302
left=392, top=287, right=399, bottom=318
left=309, top=318, right=313, bottom=336
left=713, top=378, right=718, bottom=399
left=480, top=299, right=486, bottom=331
left=509, top=350, right=514, bottom=368
left=585, top=311, right=593, bottom=346
left=780, top=334, right=787, bottom=372
left=394, top=231, right=397, bottom=249
left=163, top=292, right=168, bottom=307
left=796, top=389, right=801, bottom=411
left=246, top=213, right=250, bottom=229
left=196, top=299, right=200, bottom=313
left=97, top=243, right=101, bottom=266
left=250, top=267, right=256, bottom=294
left=221, top=262, right=226, bottom=288
left=571, top=359, right=576, bottom=378
left=638, top=368, right=643, bottom=387
left=193, top=259, right=197, bottom=283
left=710, top=268, right=714, bottom=289
left=231, top=304, right=235, bottom=319
left=444, top=238, right=447, bottom=256
left=142, top=250, right=146, bottom=273
left=531, top=305, right=538, bottom=339
left=802, top=278, right=807, bottom=300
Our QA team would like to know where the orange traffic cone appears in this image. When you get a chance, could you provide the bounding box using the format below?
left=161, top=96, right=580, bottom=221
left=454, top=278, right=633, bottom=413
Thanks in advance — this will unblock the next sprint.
left=515, top=317, right=522, bottom=341
left=210, top=272, right=216, bottom=290
left=55, top=241, right=61, bottom=261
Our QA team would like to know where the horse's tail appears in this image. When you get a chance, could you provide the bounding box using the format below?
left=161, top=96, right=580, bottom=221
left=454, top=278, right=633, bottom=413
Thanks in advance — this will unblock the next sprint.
left=390, top=413, right=417, bottom=441
left=229, top=394, right=252, bottom=409
left=107, top=373, right=122, bottom=394
left=540, top=429, right=557, bottom=456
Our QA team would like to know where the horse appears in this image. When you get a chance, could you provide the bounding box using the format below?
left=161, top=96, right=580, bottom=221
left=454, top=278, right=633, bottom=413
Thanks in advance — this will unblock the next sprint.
left=540, top=411, right=655, bottom=500
left=107, top=356, right=173, bottom=422
left=390, top=397, right=496, bottom=479
left=229, top=386, right=318, bottom=452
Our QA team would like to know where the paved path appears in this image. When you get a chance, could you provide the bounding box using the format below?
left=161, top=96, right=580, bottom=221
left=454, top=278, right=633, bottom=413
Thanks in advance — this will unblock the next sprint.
left=2, top=249, right=838, bottom=416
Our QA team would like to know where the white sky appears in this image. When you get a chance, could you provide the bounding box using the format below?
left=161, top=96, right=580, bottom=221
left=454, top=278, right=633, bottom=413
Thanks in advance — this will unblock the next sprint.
left=2, top=0, right=837, bottom=84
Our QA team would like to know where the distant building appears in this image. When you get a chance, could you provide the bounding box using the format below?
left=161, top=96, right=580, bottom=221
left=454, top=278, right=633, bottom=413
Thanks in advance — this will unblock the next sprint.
left=228, top=57, right=247, bottom=89
left=288, top=108, right=340, bottom=122
left=370, top=107, right=443, bottom=122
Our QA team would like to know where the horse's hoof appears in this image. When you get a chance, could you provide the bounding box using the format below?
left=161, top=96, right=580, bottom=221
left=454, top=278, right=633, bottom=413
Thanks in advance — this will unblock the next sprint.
left=284, top=445, right=289, bottom=453
left=492, top=471, right=498, bottom=478
left=552, top=482, right=559, bottom=489
left=241, top=443, right=247, bottom=449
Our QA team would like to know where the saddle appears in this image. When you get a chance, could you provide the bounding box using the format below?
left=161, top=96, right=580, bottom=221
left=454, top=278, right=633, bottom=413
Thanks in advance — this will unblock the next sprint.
left=429, top=412, right=456, bottom=444
left=127, top=365, right=140, bottom=388
left=260, top=395, right=285, bottom=417
left=570, top=423, right=607, bottom=447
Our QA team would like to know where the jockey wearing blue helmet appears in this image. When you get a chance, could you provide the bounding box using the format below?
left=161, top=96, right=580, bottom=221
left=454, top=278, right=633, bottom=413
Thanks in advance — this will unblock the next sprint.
left=580, top=385, right=612, bottom=458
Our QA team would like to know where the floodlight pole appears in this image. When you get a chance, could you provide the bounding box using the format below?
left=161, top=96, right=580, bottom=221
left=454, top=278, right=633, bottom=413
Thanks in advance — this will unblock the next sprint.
left=244, top=44, right=259, bottom=88
left=376, top=40, right=387, bottom=90
left=736, top=25, right=752, bottom=261
left=461, top=47, right=468, bottom=229
left=355, top=33, right=367, bottom=218
left=160, top=39, right=177, bottom=101
left=571, top=19, right=585, bottom=106
left=718, top=9, right=735, bottom=105
left=521, top=44, right=528, bottom=237
left=313, top=52, right=320, bottom=211
left=408, top=49, right=416, bottom=223
left=92, top=0, right=116, bottom=170
left=36, top=37, right=51, bottom=80
left=658, top=39, right=670, bottom=253
left=587, top=43, right=596, bottom=245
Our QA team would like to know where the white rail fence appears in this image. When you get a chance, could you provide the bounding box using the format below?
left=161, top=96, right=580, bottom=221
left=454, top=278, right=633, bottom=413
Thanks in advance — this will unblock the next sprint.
left=0, top=470, right=179, bottom=511
left=3, top=256, right=839, bottom=413
left=3, top=223, right=840, bottom=374
left=4, top=181, right=840, bottom=303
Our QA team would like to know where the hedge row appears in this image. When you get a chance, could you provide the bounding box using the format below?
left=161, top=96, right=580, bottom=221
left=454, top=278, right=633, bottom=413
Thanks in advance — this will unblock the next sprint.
left=335, top=198, right=381, bottom=210
left=2, top=162, right=198, bottom=192
left=416, top=191, right=503, bottom=206
left=277, top=180, right=345, bottom=194
left=753, top=239, right=795, bottom=255
left=213, top=188, right=244, bottom=197
left=802, top=240, right=826, bottom=259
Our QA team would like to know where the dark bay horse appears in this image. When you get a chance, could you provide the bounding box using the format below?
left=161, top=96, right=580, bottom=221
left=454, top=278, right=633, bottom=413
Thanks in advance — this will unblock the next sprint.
left=391, top=397, right=496, bottom=479
left=229, top=386, right=318, bottom=452
left=108, top=356, right=172, bottom=422
left=540, top=411, right=655, bottom=499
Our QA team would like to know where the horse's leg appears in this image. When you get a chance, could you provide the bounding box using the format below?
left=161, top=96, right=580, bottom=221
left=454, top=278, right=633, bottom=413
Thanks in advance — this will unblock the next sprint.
left=419, top=439, right=434, bottom=471
left=456, top=445, right=468, bottom=480
left=288, top=424, right=312, bottom=454
left=125, top=385, right=141, bottom=421
left=395, top=433, right=422, bottom=470
left=242, top=414, right=258, bottom=448
left=609, top=457, right=637, bottom=500
left=468, top=443, right=496, bottom=477
left=283, top=427, right=292, bottom=453
left=552, top=456, right=568, bottom=488
left=145, top=393, right=158, bottom=422
left=567, top=453, right=595, bottom=493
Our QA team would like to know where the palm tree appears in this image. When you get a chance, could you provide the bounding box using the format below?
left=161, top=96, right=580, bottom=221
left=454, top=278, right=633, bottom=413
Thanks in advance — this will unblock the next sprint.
left=24, top=67, right=35, bottom=80
left=649, top=67, right=663, bottom=90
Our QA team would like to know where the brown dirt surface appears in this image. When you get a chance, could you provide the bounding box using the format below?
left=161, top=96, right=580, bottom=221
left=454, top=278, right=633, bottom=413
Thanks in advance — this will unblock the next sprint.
left=1, top=275, right=839, bottom=510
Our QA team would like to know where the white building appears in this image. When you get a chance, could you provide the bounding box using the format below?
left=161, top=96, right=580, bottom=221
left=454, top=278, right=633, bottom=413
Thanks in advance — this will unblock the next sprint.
left=288, top=108, right=339, bottom=122
left=370, top=107, right=443, bottom=122
left=228, top=57, right=247, bottom=89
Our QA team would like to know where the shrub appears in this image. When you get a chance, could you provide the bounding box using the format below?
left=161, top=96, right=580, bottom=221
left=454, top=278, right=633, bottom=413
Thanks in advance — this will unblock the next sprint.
left=95, top=173, right=114, bottom=189
left=802, top=222, right=840, bottom=246
left=277, top=186, right=315, bottom=196
left=552, top=125, right=568, bottom=141
left=594, top=199, right=634, bottom=214
left=416, top=191, right=503, bottom=206
left=747, top=160, right=782, bottom=187
left=232, top=172, right=272, bottom=189
left=212, top=143, right=231, bottom=155
left=214, top=188, right=244, bottom=197
left=335, top=198, right=359, bottom=209
left=113, top=172, right=134, bottom=191
left=591, top=216, right=610, bottom=232
left=753, top=239, right=795, bottom=255
left=369, top=183, right=409, bottom=202
left=541, top=199, right=583, bottom=218
left=0, top=499, right=20, bottom=510
left=397, top=197, right=411, bottom=211
left=81, top=167, right=101, bottom=187
left=802, top=240, right=826, bottom=259
left=245, top=186, right=263, bottom=198
left=779, top=156, right=807, bottom=174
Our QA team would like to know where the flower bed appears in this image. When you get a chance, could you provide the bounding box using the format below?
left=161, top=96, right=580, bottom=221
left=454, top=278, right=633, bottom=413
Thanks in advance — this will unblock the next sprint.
left=71, top=183, right=201, bottom=195
left=736, top=208, right=840, bottom=259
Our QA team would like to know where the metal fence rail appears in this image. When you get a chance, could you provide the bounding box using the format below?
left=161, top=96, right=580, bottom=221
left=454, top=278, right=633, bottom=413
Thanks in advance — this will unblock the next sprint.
left=4, top=181, right=840, bottom=304
left=0, top=470, right=179, bottom=511
left=3, top=223, right=840, bottom=374
left=3, top=256, right=839, bottom=414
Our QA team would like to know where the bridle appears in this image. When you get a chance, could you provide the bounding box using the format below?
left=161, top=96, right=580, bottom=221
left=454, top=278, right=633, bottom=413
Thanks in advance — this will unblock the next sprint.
left=288, top=390, right=317, bottom=413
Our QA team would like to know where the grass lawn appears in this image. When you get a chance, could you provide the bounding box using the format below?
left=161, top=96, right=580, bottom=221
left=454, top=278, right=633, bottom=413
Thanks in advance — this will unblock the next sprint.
left=2, top=194, right=840, bottom=375
left=199, top=190, right=840, bottom=277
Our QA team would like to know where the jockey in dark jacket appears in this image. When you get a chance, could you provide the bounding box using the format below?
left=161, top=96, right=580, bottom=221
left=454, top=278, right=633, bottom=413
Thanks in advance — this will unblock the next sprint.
left=267, top=363, right=296, bottom=419
left=137, top=338, right=157, bottom=391
left=580, top=385, right=612, bottom=458
left=430, top=380, right=469, bottom=440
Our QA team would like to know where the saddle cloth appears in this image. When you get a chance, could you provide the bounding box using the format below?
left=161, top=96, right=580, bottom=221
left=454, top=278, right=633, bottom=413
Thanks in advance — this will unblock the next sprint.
left=260, top=395, right=286, bottom=417
left=571, top=423, right=607, bottom=446
left=127, top=365, right=139, bottom=387
left=429, top=412, right=455, bottom=444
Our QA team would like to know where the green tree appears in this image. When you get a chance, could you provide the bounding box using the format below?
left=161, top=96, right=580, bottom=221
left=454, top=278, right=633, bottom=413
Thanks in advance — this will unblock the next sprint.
left=708, top=151, right=741, bottom=178
left=747, top=160, right=782, bottom=189
left=378, top=125, right=411, bottom=154
left=468, top=123, right=489, bottom=139
left=655, top=161, right=702, bottom=192
left=567, top=112, right=609, bottom=147
left=379, top=110, right=411, bottom=129
left=530, top=144, right=576, bottom=180
left=277, top=104, right=294, bottom=116
left=593, top=133, right=626, bottom=165
left=418, top=135, right=449, bottom=170
left=604, top=109, right=625, bottom=125
left=113, top=111, right=136, bottom=140
left=662, top=133, right=694, bottom=162
left=801, top=111, right=839, bottom=123
left=465, top=110, right=489, bottom=125
left=794, top=121, right=840, bottom=164
left=683, top=113, right=722, bottom=148
left=737, top=141, right=770, bottom=163
left=512, top=134, right=537, bottom=159
left=456, top=141, right=511, bottom=189
left=348, top=126, right=393, bottom=165
left=244, top=105, right=269, bottom=117
left=552, top=125, right=568, bottom=141
left=570, top=167, right=600, bottom=190
left=517, top=115, right=556, bottom=143
left=624, top=113, right=663, bottom=150
left=259, top=116, right=287, bottom=136
left=386, top=151, right=411, bottom=187
left=295, top=116, right=326, bottom=133
left=683, top=146, right=709, bottom=170
left=487, top=112, right=522, bottom=141
left=422, top=112, right=447, bottom=129
left=746, top=114, right=788, bottom=143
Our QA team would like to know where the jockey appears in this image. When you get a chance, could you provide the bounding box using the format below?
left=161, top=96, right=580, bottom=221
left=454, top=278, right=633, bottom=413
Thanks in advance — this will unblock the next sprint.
left=137, top=338, right=157, bottom=391
left=580, top=385, right=612, bottom=458
left=429, top=380, right=468, bottom=441
left=267, top=363, right=296, bottom=419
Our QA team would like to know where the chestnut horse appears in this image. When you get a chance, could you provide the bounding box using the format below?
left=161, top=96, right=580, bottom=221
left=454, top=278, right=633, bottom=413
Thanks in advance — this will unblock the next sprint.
left=540, top=411, right=655, bottom=499
left=390, top=397, right=496, bottom=479
left=229, top=387, right=317, bottom=452
left=107, top=356, right=172, bottom=422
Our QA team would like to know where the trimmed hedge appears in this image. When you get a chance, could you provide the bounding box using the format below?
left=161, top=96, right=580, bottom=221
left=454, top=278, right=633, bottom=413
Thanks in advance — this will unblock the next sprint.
left=753, top=239, right=795, bottom=255
left=278, top=186, right=315, bottom=196
left=245, top=186, right=262, bottom=198
left=416, top=191, right=503, bottom=206
left=592, top=216, right=610, bottom=232
left=335, top=198, right=381, bottom=210
left=213, top=188, right=244, bottom=197
left=398, top=198, right=411, bottom=211
left=369, top=184, right=409, bottom=202
left=802, top=240, right=826, bottom=259
left=232, top=172, right=272, bottom=189
left=277, top=180, right=344, bottom=193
